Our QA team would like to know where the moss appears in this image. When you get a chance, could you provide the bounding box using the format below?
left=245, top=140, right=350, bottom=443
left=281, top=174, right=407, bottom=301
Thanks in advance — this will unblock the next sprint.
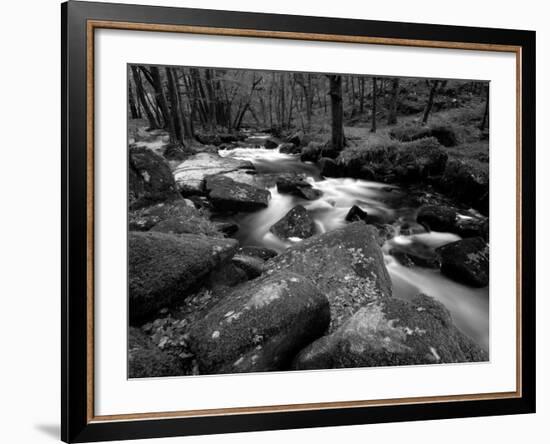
left=129, top=231, right=238, bottom=324
left=266, top=222, right=392, bottom=332
left=129, top=146, right=180, bottom=210
left=129, top=200, right=221, bottom=236
left=187, top=272, right=330, bottom=374
left=270, top=205, right=316, bottom=240
left=437, top=237, right=489, bottom=287
left=294, top=294, right=488, bottom=370
left=128, top=328, right=183, bottom=378
left=205, top=175, right=271, bottom=211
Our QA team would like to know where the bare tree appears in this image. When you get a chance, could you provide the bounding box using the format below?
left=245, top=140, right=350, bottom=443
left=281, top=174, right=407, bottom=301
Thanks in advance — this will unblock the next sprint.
left=130, top=66, right=158, bottom=130
left=370, top=77, right=377, bottom=133
left=387, top=78, right=400, bottom=125
left=149, top=66, right=174, bottom=141
left=480, top=83, right=489, bottom=131
left=328, top=75, right=345, bottom=151
left=128, top=81, right=140, bottom=119
left=295, top=73, right=314, bottom=131
left=422, top=79, right=439, bottom=124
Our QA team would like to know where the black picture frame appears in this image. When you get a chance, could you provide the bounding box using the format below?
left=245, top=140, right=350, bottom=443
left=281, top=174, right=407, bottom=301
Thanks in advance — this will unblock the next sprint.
left=62, top=1, right=536, bottom=442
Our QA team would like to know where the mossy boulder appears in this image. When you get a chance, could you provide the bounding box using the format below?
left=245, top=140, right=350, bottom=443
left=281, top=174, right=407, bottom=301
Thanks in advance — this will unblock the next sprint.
left=238, top=246, right=278, bottom=261
left=417, top=205, right=458, bottom=232
left=162, top=143, right=190, bottom=161
left=264, top=137, right=280, bottom=149
left=300, top=142, right=339, bottom=162
left=129, top=231, right=238, bottom=324
left=270, top=205, right=316, bottom=240
left=390, top=123, right=458, bottom=147
left=344, top=205, right=384, bottom=225
left=437, top=159, right=489, bottom=215
left=127, top=200, right=222, bottom=237
left=388, top=239, right=441, bottom=269
left=335, top=137, right=447, bottom=183
left=187, top=271, right=330, bottom=374
left=129, top=146, right=181, bottom=210
left=285, top=131, right=305, bottom=147
left=318, top=157, right=342, bottom=177
left=276, top=174, right=322, bottom=200
left=266, top=222, right=392, bottom=331
left=417, top=205, right=487, bottom=238
left=231, top=254, right=266, bottom=279
left=392, top=137, right=448, bottom=180
left=128, top=200, right=195, bottom=231
left=173, top=152, right=254, bottom=196
left=293, top=294, right=487, bottom=370
left=128, top=327, right=182, bottom=378
left=436, top=237, right=489, bottom=287
left=279, top=142, right=301, bottom=154
left=205, top=175, right=271, bottom=212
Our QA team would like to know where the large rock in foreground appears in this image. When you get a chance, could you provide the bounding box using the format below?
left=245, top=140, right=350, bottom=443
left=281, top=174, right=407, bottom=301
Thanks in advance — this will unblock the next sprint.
left=206, top=175, right=271, bottom=211
left=173, top=152, right=254, bottom=195
left=129, top=231, right=238, bottom=324
left=293, top=294, right=487, bottom=370
left=129, top=200, right=194, bottom=231
left=188, top=271, right=330, bottom=374
left=270, top=205, right=316, bottom=240
left=128, top=328, right=182, bottom=378
left=128, top=200, right=222, bottom=237
left=266, top=222, right=392, bottom=331
left=129, top=146, right=181, bottom=209
left=436, top=237, right=489, bottom=287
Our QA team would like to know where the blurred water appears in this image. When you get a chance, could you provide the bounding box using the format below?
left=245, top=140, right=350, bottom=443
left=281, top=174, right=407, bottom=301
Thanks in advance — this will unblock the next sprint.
left=217, top=145, right=489, bottom=351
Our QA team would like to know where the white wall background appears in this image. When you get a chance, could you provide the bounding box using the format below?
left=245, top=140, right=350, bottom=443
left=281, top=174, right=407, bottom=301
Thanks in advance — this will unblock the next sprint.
left=0, top=1, right=546, bottom=443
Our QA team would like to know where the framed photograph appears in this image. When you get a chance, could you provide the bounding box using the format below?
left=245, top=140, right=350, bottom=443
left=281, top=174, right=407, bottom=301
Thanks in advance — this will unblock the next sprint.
left=61, top=1, right=536, bottom=442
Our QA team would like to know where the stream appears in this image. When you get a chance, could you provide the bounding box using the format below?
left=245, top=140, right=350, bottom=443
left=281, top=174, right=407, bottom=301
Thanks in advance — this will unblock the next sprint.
left=216, top=141, right=489, bottom=352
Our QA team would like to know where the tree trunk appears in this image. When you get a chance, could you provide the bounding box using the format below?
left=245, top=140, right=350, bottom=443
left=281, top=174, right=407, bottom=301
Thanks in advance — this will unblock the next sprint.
left=296, top=73, right=313, bottom=132
left=166, top=67, right=190, bottom=145
left=189, top=68, right=209, bottom=129
left=204, top=69, right=217, bottom=131
left=279, top=74, right=286, bottom=129
left=422, top=80, right=439, bottom=124
left=387, top=78, right=400, bottom=125
left=174, top=69, right=194, bottom=140
left=359, top=77, right=365, bottom=114
left=370, top=77, right=377, bottom=133
left=328, top=75, right=345, bottom=151
left=130, top=66, right=158, bottom=130
left=128, top=81, right=140, bottom=119
left=349, top=77, right=356, bottom=117
left=480, top=83, right=490, bottom=131
left=149, top=66, right=175, bottom=142
left=306, top=74, right=313, bottom=131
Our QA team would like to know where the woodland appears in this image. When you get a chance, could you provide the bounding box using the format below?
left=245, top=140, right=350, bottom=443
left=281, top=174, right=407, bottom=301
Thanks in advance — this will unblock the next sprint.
left=127, top=64, right=490, bottom=377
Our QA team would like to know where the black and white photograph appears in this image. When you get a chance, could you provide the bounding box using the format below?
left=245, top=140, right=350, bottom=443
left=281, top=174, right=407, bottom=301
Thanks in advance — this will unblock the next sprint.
left=128, top=64, right=490, bottom=378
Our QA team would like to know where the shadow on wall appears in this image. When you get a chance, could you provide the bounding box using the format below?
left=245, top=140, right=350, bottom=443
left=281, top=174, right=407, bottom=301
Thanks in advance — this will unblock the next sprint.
left=34, top=423, right=59, bottom=440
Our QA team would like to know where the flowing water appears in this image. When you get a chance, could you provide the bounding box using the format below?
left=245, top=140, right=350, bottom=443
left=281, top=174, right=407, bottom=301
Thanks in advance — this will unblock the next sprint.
left=217, top=142, right=489, bottom=351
